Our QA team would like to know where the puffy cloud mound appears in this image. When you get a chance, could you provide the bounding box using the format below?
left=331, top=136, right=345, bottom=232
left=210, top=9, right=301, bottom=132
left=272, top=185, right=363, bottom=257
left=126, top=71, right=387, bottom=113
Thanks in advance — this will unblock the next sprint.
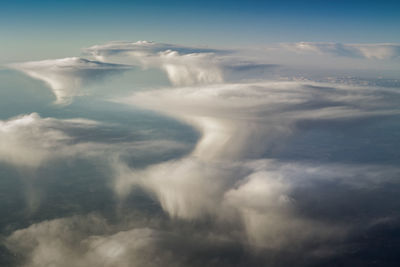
left=9, top=57, right=130, bottom=104
left=0, top=113, right=100, bottom=167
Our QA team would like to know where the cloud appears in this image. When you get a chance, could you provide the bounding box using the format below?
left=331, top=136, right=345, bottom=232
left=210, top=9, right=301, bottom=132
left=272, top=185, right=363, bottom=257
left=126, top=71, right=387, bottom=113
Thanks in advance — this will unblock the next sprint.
left=84, top=40, right=228, bottom=60
left=0, top=113, right=98, bottom=167
left=282, top=42, right=400, bottom=59
left=85, top=41, right=227, bottom=86
left=0, top=112, right=190, bottom=214
left=9, top=57, right=130, bottom=104
left=4, top=214, right=252, bottom=267
left=5, top=215, right=161, bottom=267
left=84, top=41, right=288, bottom=86
left=4, top=205, right=345, bottom=267
left=223, top=169, right=346, bottom=249
left=0, top=113, right=188, bottom=168
left=7, top=158, right=400, bottom=266
left=112, top=157, right=246, bottom=218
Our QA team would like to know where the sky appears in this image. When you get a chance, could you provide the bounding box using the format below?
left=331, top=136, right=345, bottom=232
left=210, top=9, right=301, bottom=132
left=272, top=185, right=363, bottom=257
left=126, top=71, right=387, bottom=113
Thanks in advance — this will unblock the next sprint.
left=1, top=0, right=400, bottom=63
left=1, top=1, right=400, bottom=267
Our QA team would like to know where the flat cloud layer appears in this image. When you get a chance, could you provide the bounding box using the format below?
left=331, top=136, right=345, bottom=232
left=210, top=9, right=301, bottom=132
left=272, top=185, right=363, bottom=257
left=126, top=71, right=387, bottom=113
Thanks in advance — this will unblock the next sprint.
left=9, top=57, right=130, bottom=104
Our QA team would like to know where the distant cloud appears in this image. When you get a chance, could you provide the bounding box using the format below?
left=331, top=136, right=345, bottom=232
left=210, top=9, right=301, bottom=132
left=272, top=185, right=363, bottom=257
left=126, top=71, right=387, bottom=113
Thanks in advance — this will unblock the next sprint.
left=85, top=40, right=228, bottom=59
left=282, top=42, right=400, bottom=59
left=9, top=57, right=130, bottom=104
left=85, top=41, right=227, bottom=86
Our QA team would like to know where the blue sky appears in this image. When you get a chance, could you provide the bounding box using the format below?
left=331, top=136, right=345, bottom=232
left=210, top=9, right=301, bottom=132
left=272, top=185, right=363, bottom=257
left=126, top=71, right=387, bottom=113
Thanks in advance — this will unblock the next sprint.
left=1, top=0, right=400, bottom=63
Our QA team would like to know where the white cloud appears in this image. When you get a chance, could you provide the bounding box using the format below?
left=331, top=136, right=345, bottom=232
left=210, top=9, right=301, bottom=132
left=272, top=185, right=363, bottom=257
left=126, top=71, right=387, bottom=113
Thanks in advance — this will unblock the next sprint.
left=112, top=157, right=245, bottom=219
left=5, top=214, right=248, bottom=267
left=0, top=113, right=98, bottom=167
left=112, top=156, right=359, bottom=250
left=223, top=169, right=346, bottom=249
left=9, top=57, right=130, bottom=104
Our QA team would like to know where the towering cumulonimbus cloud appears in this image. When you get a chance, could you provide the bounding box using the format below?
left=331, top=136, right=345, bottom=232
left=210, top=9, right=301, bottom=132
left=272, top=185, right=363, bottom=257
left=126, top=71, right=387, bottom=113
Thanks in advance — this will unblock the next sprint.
left=9, top=57, right=131, bottom=104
